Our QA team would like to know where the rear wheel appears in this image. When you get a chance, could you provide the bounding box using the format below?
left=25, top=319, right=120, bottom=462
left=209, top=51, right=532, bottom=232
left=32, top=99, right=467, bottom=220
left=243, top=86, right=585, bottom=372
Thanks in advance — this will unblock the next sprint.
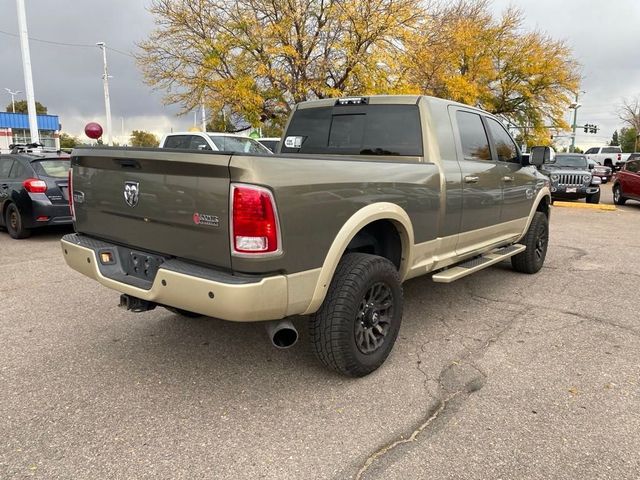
left=309, top=253, right=403, bottom=377
left=613, top=184, right=627, bottom=205
left=511, top=212, right=548, bottom=274
left=5, top=204, right=31, bottom=239
left=586, top=190, right=600, bottom=204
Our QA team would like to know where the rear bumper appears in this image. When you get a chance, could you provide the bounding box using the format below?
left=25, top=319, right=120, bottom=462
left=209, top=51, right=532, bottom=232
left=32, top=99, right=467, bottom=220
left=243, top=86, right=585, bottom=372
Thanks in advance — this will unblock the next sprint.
left=60, top=234, right=319, bottom=322
left=24, top=196, right=72, bottom=228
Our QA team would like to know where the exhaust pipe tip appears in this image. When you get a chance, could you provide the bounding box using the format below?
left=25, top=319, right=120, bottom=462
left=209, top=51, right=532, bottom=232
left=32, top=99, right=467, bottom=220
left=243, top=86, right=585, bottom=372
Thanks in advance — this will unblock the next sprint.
left=266, top=320, right=298, bottom=349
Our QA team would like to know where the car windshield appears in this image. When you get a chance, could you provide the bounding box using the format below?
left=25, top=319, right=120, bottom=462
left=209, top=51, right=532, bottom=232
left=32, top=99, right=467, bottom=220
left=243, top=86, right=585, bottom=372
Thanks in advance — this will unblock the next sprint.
left=209, top=135, right=271, bottom=154
left=32, top=159, right=70, bottom=178
left=551, top=155, right=587, bottom=168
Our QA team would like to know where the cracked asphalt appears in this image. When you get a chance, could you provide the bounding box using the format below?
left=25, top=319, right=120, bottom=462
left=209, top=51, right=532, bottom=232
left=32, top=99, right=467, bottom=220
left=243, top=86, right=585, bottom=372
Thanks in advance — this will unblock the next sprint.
left=1, top=184, right=639, bottom=479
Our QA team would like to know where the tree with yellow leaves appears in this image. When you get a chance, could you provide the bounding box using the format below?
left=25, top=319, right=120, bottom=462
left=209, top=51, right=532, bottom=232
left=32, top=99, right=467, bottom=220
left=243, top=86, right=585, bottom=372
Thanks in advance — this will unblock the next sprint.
left=137, top=0, right=580, bottom=142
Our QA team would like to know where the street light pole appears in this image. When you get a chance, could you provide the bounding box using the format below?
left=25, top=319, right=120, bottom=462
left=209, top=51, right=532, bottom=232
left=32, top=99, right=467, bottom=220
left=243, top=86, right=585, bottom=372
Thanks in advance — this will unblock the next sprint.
left=4, top=88, right=22, bottom=113
left=96, top=42, right=113, bottom=146
left=569, top=91, right=584, bottom=153
left=15, top=0, right=39, bottom=145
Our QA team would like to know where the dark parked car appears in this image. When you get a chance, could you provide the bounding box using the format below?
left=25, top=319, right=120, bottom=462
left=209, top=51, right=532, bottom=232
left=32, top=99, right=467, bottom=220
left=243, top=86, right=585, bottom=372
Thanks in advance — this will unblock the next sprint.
left=542, top=153, right=601, bottom=204
left=587, top=158, right=612, bottom=183
left=613, top=154, right=640, bottom=205
left=0, top=148, right=72, bottom=238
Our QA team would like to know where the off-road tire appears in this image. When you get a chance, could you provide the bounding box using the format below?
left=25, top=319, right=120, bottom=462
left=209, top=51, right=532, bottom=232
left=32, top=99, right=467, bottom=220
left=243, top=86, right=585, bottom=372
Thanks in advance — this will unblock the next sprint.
left=613, top=184, right=627, bottom=205
left=309, top=253, right=403, bottom=377
left=5, top=203, right=31, bottom=239
left=511, top=212, right=548, bottom=274
left=586, top=190, right=600, bottom=204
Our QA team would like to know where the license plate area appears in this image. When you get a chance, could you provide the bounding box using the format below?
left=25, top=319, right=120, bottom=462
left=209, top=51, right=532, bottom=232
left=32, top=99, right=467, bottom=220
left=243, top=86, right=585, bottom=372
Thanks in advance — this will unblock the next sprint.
left=95, top=245, right=169, bottom=289
left=120, top=248, right=167, bottom=283
left=566, top=187, right=577, bottom=193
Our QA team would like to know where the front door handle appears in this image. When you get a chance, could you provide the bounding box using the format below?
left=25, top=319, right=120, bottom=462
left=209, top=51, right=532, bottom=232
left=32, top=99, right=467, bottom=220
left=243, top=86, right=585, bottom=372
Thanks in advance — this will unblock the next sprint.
left=464, top=176, right=480, bottom=183
left=502, top=176, right=514, bottom=182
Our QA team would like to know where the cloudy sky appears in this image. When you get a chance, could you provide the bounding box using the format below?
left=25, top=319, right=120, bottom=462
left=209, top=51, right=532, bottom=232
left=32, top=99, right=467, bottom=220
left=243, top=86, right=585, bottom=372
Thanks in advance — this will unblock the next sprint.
left=1, top=0, right=639, bottom=148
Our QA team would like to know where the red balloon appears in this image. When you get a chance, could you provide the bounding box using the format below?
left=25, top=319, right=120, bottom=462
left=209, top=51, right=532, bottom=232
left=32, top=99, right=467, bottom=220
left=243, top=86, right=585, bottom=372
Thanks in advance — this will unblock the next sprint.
left=84, top=122, right=103, bottom=140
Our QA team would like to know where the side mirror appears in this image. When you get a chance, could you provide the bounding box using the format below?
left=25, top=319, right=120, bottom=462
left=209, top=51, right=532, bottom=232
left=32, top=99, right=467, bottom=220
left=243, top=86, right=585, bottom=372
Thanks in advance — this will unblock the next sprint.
left=529, top=146, right=555, bottom=167
left=588, top=163, right=594, bottom=170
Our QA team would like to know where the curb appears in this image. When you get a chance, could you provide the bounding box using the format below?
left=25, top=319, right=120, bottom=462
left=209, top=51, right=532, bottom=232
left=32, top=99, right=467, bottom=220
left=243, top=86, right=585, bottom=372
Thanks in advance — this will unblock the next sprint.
left=553, top=201, right=616, bottom=211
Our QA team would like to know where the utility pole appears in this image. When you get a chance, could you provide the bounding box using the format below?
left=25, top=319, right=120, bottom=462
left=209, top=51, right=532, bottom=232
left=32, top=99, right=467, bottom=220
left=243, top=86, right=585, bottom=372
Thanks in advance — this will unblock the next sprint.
left=15, top=0, right=39, bottom=144
left=96, top=42, right=113, bottom=146
left=201, top=103, right=206, bottom=132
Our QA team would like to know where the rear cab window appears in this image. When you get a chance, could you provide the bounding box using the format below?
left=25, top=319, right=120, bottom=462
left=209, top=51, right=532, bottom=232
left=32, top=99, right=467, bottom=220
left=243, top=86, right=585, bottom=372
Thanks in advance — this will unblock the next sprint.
left=32, top=159, right=70, bottom=178
left=602, top=147, right=621, bottom=154
left=281, top=103, right=423, bottom=156
left=163, top=135, right=193, bottom=149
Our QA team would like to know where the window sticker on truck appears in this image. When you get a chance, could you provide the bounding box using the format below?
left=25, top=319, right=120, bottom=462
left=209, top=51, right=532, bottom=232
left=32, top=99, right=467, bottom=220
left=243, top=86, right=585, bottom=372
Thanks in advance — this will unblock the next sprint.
left=284, top=136, right=304, bottom=149
left=193, top=212, right=219, bottom=227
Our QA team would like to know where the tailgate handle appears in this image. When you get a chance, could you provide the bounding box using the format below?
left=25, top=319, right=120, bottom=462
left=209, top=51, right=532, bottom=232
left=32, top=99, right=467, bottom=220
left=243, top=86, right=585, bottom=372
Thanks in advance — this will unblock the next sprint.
left=115, top=159, right=141, bottom=169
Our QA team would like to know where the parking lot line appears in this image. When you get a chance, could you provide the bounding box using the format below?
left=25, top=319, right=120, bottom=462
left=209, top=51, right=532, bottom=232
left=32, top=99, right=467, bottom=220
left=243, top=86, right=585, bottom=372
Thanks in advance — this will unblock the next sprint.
left=553, top=201, right=616, bottom=211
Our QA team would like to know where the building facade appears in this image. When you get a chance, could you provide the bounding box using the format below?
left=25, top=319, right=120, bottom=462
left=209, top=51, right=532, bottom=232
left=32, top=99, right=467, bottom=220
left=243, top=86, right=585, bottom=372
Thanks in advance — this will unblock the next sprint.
left=0, top=112, right=61, bottom=153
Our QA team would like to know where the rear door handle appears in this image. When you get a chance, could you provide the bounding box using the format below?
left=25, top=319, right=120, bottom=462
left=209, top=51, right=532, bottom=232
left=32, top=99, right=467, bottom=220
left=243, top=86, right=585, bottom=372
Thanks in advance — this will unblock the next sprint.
left=464, top=176, right=480, bottom=183
left=502, top=176, right=514, bottom=182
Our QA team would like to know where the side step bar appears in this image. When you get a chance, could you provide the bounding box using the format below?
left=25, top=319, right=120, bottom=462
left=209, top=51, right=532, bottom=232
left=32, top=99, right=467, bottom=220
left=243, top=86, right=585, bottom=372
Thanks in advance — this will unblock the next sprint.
left=432, top=244, right=526, bottom=284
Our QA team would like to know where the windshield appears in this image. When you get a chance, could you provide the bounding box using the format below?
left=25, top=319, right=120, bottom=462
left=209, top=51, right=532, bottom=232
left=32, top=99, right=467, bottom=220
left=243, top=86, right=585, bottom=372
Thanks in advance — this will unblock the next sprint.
left=209, top=135, right=271, bottom=154
left=550, top=155, right=587, bottom=168
left=32, top=159, right=70, bottom=178
left=281, top=104, right=423, bottom=156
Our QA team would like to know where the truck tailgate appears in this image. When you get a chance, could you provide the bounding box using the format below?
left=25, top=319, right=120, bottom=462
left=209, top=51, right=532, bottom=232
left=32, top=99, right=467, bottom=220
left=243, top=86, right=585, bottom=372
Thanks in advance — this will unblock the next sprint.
left=71, top=148, right=231, bottom=269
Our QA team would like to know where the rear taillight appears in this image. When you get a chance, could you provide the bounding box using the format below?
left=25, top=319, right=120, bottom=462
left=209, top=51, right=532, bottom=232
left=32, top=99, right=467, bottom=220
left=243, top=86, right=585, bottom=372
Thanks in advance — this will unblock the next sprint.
left=68, top=169, right=75, bottom=220
left=22, top=178, right=47, bottom=193
left=231, top=184, right=280, bottom=255
left=617, top=153, right=621, bottom=161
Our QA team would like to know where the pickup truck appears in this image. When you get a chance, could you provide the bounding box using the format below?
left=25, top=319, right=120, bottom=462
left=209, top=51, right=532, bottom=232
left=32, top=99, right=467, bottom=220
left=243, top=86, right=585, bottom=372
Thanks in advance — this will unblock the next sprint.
left=584, top=146, right=630, bottom=171
left=61, top=95, right=552, bottom=377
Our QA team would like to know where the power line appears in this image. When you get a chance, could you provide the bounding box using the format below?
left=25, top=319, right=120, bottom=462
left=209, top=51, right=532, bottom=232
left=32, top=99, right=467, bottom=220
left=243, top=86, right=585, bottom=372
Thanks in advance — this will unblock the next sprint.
left=0, top=29, right=135, bottom=58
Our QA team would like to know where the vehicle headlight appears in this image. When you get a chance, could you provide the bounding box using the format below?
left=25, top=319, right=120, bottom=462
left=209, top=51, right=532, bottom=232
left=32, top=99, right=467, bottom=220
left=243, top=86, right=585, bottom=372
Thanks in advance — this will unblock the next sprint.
left=583, top=174, right=591, bottom=183
left=550, top=174, right=559, bottom=182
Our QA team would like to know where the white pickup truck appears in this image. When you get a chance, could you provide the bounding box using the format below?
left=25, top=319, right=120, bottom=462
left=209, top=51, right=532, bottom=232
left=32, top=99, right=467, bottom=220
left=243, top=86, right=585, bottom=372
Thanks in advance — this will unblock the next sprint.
left=159, top=132, right=272, bottom=154
left=584, top=146, right=631, bottom=171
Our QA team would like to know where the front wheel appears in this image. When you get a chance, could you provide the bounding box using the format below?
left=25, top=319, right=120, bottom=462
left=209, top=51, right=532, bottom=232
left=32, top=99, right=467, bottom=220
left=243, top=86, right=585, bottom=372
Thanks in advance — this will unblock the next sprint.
left=5, top=203, right=31, bottom=239
left=613, top=184, right=627, bottom=205
left=511, top=212, right=549, bottom=274
left=309, top=253, right=403, bottom=377
left=586, top=190, right=600, bottom=204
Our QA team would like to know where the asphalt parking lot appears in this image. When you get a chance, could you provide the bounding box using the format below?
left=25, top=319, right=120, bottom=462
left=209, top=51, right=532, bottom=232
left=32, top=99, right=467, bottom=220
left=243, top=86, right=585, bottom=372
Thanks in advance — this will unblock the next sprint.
left=1, top=184, right=639, bottom=479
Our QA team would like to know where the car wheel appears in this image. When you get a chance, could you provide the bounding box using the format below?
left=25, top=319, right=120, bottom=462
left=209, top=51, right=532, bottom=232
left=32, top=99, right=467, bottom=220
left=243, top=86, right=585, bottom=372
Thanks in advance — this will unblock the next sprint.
left=5, top=203, right=31, bottom=239
left=511, top=212, right=548, bottom=274
left=613, top=184, right=627, bottom=205
left=586, top=190, right=600, bottom=204
left=309, top=253, right=403, bottom=377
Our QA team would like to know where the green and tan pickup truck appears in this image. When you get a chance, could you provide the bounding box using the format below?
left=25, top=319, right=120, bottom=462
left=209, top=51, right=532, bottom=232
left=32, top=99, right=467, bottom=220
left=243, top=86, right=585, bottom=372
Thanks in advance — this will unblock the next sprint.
left=61, top=95, right=552, bottom=377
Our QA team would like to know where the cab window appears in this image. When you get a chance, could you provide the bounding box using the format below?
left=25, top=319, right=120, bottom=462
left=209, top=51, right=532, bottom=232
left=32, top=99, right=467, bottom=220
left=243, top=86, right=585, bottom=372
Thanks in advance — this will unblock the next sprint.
left=163, top=135, right=192, bottom=149
left=486, top=118, right=519, bottom=163
left=456, top=111, right=491, bottom=161
left=584, top=148, right=598, bottom=155
left=189, top=136, right=211, bottom=151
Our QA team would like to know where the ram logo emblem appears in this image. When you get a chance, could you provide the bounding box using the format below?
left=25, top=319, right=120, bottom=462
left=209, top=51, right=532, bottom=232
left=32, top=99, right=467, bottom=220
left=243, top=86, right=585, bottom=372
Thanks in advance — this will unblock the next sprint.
left=124, top=181, right=140, bottom=208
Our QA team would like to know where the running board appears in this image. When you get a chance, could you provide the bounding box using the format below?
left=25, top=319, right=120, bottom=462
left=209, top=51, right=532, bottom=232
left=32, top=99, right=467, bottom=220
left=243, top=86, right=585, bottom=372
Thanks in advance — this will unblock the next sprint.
left=431, top=244, right=526, bottom=283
